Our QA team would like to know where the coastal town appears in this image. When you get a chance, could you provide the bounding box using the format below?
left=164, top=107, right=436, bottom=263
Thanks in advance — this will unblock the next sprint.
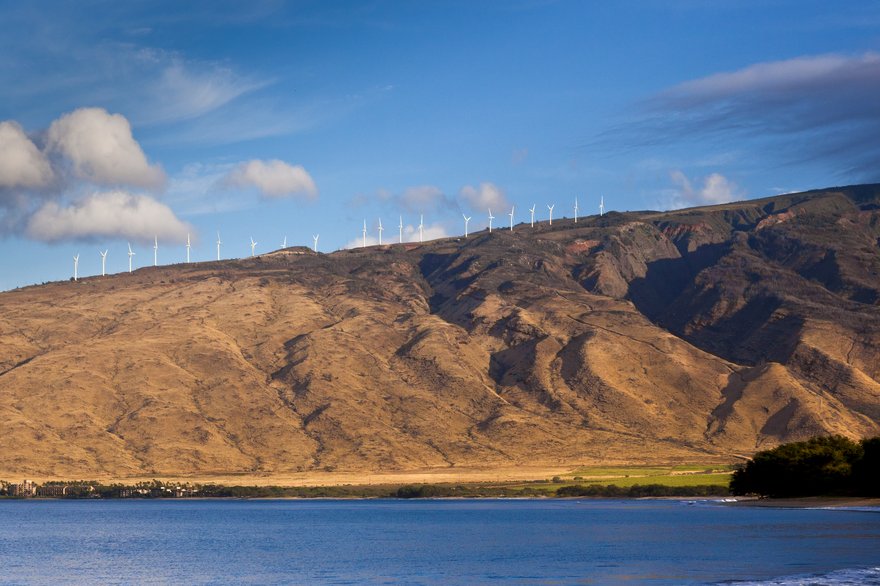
left=0, top=479, right=198, bottom=498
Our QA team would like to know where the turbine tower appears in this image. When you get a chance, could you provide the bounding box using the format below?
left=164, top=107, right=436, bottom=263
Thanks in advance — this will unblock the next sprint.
left=419, top=214, right=424, bottom=243
left=99, top=249, right=108, bottom=276
left=378, top=218, right=384, bottom=245
left=398, top=215, right=403, bottom=244
left=250, top=237, right=257, bottom=257
left=153, top=235, right=158, bottom=266
left=186, top=233, right=191, bottom=263
left=127, top=242, right=135, bottom=273
left=599, top=195, right=605, bottom=217
left=547, top=204, right=555, bottom=225
left=282, top=236, right=287, bottom=249
left=529, top=205, right=536, bottom=228
left=73, top=253, right=79, bottom=281
left=313, top=234, right=319, bottom=252
left=463, top=213, right=471, bottom=238
left=362, top=219, right=367, bottom=248
left=488, top=208, right=495, bottom=233
left=216, top=231, right=221, bottom=261
left=574, top=197, right=579, bottom=223
left=509, top=205, right=515, bottom=231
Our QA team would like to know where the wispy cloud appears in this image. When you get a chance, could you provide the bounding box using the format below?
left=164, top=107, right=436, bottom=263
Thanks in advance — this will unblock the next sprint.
left=352, top=181, right=513, bottom=220
left=395, top=185, right=454, bottom=213
left=135, top=52, right=270, bottom=125
left=603, top=52, right=880, bottom=180
left=354, top=184, right=457, bottom=214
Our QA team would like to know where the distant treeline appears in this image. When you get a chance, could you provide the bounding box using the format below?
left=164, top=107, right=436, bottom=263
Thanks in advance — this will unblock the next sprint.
left=730, top=435, right=880, bottom=497
left=1, top=479, right=730, bottom=499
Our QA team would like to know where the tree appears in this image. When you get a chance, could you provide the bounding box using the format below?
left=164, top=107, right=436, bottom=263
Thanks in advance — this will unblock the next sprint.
left=730, top=435, right=864, bottom=497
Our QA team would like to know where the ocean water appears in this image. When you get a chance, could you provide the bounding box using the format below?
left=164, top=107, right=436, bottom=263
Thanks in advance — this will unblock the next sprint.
left=0, top=499, right=877, bottom=585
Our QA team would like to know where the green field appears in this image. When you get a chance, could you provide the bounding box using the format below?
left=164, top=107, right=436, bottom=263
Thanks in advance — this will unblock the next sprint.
left=502, top=464, right=736, bottom=493
left=568, top=464, right=734, bottom=478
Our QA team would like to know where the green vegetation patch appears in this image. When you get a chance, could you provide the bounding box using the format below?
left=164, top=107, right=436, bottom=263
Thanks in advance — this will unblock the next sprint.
left=731, top=435, right=880, bottom=497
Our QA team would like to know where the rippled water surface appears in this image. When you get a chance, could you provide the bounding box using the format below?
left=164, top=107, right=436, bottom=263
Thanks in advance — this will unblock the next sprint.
left=0, top=499, right=878, bottom=584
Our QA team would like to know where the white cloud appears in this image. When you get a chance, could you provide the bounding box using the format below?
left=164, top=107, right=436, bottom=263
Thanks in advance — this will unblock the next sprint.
left=46, top=108, right=166, bottom=189
left=0, top=121, right=54, bottom=190
left=458, top=182, right=510, bottom=213
left=667, top=170, right=740, bottom=209
left=26, top=190, right=192, bottom=243
left=222, top=159, right=317, bottom=199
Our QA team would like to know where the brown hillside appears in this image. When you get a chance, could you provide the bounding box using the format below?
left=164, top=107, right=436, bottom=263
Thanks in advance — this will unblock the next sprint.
left=2, top=185, right=880, bottom=481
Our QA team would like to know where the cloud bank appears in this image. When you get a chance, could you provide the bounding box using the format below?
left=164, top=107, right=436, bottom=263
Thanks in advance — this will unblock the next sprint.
left=222, top=159, right=317, bottom=199
left=615, top=52, right=880, bottom=179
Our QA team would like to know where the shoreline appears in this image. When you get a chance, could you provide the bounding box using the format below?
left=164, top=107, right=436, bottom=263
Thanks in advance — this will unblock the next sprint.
left=724, top=496, right=880, bottom=509
left=2, top=495, right=878, bottom=509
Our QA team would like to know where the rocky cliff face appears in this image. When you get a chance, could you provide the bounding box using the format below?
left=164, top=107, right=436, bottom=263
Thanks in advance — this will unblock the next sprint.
left=1, top=185, right=879, bottom=479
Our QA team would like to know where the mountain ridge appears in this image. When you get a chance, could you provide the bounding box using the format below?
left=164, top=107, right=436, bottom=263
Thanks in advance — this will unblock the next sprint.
left=2, top=184, right=879, bottom=481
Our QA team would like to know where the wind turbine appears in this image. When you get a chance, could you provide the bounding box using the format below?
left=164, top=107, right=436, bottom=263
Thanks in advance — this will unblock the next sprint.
left=529, top=205, right=536, bottom=228
left=398, top=215, right=403, bottom=244
left=282, top=236, right=287, bottom=249
left=509, top=205, right=515, bottom=231
left=313, top=234, right=319, bottom=252
left=488, top=208, right=495, bottom=233
left=419, top=214, right=424, bottom=243
left=547, top=204, right=555, bottom=226
left=73, top=253, right=79, bottom=281
left=249, top=237, right=257, bottom=257
left=216, top=231, right=221, bottom=261
left=99, top=249, right=108, bottom=276
left=378, top=218, right=384, bottom=245
left=574, top=197, right=579, bottom=224
left=153, top=235, right=158, bottom=266
left=127, top=242, right=135, bottom=273
left=463, top=213, right=471, bottom=238
left=362, top=219, right=367, bottom=248
left=186, top=233, right=191, bottom=263
left=599, top=195, right=605, bottom=217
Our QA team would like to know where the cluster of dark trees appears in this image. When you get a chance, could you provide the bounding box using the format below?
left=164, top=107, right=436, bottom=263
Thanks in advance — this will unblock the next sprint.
left=730, top=435, right=880, bottom=497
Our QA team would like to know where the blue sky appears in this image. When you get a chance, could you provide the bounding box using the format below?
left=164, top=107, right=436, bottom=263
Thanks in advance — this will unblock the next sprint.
left=2, top=0, right=880, bottom=289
